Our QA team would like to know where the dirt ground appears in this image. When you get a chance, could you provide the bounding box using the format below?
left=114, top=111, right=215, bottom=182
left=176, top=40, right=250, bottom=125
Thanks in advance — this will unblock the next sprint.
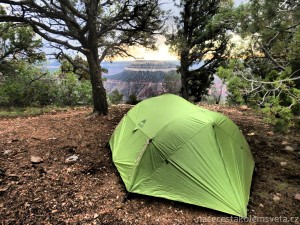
left=0, top=104, right=299, bottom=225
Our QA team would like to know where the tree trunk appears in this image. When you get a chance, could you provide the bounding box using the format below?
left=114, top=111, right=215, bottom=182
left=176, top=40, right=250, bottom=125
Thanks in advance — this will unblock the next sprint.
left=85, top=1, right=108, bottom=115
left=86, top=52, right=108, bottom=115
left=181, top=74, right=189, bottom=100
left=180, top=51, right=189, bottom=100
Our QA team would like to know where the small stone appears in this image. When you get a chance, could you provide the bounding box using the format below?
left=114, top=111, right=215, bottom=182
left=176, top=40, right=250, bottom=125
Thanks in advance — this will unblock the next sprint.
left=31, top=156, right=43, bottom=164
left=295, top=194, right=300, bottom=201
left=273, top=195, right=280, bottom=201
left=267, top=131, right=274, bottom=136
left=3, top=150, right=12, bottom=155
left=239, top=105, right=249, bottom=111
left=48, top=137, right=57, bottom=140
left=280, top=162, right=287, bottom=166
left=115, top=202, right=123, bottom=209
left=285, top=146, right=294, bottom=152
left=259, top=204, right=264, bottom=208
left=65, top=155, right=78, bottom=163
left=51, top=209, right=58, bottom=213
left=281, top=141, right=289, bottom=145
left=94, top=213, right=99, bottom=219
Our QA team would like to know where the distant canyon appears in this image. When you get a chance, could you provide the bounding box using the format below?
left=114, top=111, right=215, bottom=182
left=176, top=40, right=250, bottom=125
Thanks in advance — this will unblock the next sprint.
left=104, top=60, right=181, bottom=101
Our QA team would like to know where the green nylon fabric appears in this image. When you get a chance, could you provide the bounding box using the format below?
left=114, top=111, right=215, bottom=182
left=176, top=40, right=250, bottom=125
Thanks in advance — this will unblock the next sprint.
left=109, top=94, right=254, bottom=217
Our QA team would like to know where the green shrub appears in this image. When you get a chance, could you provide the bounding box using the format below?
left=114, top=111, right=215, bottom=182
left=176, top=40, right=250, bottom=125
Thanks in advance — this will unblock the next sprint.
left=0, top=62, right=92, bottom=107
left=126, top=94, right=141, bottom=105
left=261, top=101, right=294, bottom=132
left=108, top=90, right=123, bottom=105
left=56, top=73, right=92, bottom=106
left=0, top=62, right=57, bottom=107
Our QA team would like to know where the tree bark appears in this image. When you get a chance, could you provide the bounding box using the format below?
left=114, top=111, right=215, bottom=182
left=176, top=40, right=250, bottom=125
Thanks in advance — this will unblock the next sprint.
left=179, top=0, right=191, bottom=101
left=85, top=0, right=108, bottom=115
left=86, top=51, right=108, bottom=115
left=180, top=51, right=189, bottom=100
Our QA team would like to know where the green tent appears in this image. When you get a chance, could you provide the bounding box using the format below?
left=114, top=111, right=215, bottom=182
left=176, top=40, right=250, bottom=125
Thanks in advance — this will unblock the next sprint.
left=109, top=94, right=254, bottom=217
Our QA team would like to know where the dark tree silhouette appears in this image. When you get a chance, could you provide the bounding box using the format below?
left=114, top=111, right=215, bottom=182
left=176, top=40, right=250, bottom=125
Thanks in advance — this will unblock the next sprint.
left=167, top=0, right=233, bottom=101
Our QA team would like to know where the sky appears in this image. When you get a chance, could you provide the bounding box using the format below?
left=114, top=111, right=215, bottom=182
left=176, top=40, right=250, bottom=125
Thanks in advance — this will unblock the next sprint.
left=117, top=0, right=249, bottom=61
left=234, top=0, right=248, bottom=6
left=117, top=35, right=177, bottom=61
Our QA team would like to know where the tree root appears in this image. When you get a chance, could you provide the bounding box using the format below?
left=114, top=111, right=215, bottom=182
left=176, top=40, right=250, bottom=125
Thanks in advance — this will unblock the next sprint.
left=85, top=111, right=100, bottom=120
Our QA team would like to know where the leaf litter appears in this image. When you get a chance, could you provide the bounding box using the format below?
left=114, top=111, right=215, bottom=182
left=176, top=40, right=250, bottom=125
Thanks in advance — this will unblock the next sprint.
left=0, top=104, right=299, bottom=224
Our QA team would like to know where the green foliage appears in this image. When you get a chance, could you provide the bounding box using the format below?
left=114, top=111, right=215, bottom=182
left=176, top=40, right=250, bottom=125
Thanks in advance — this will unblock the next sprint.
left=219, top=0, right=300, bottom=131
left=108, top=90, right=123, bottom=105
left=0, top=6, right=92, bottom=109
left=0, top=61, right=92, bottom=107
left=289, top=27, right=300, bottom=82
left=261, top=101, right=294, bottom=132
left=58, top=55, right=91, bottom=80
left=217, top=60, right=251, bottom=105
left=56, top=73, right=92, bottom=106
left=126, top=94, right=141, bottom=105
left=0, top=62, right=58, bottom=107
left=0, top=7, right=44, bottom=63
left=218, top=59, right=300, bottom=131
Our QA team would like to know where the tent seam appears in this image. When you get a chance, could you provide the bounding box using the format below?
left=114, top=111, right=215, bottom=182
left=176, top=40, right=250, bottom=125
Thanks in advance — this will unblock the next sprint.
left=127, top=108, right=203, bottom=139
left=213, top=124, right=246, bottom=216
left=136, top=123, right=242, bottom=216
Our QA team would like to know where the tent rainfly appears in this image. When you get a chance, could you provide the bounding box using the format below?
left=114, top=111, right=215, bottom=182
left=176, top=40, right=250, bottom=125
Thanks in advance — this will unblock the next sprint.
left=109, top=94, right=254, bottom=217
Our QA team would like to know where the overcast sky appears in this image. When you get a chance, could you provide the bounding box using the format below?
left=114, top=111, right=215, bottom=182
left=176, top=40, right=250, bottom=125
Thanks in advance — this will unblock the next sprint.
left=234, top=0, right=248, bottom=6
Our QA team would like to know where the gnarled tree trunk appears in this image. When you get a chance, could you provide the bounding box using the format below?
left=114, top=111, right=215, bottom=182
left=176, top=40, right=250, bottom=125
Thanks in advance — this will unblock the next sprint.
left=85, top=0, right=108, bottom=115
left=86, top=52, right=108, bottom=115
